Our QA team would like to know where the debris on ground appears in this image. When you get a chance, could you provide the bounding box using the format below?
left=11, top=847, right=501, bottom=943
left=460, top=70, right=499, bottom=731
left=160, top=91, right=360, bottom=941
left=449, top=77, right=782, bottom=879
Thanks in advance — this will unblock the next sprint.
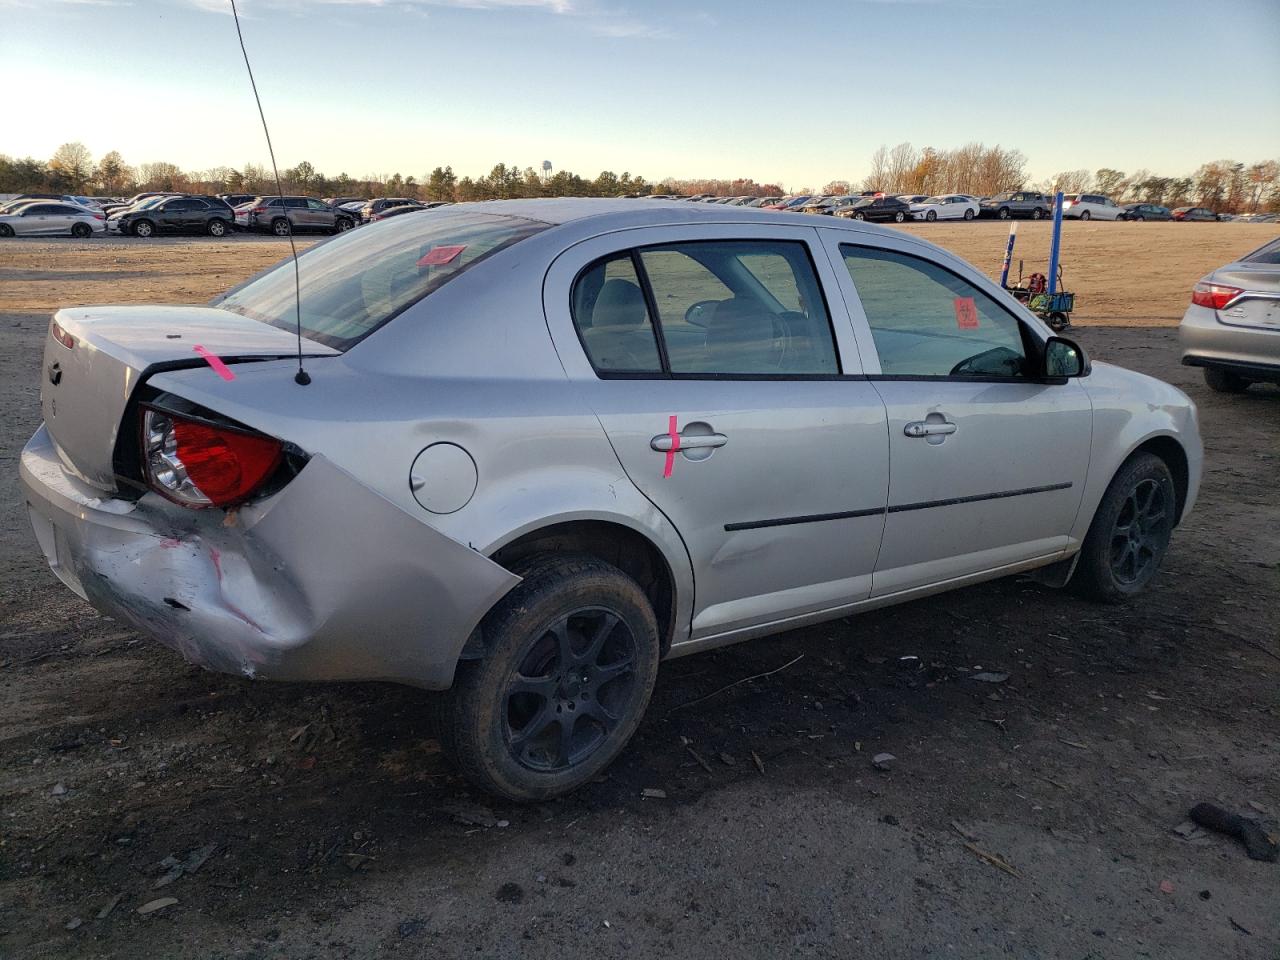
left=970, top=672, right=1009, bottom=684
left=136, top=897, right=178, bottom=916
left=1159, top=879, right=1175, bottom=894
left=1189, top=802, right=1279, bottom=862
left=97, top=893, right=124, bottom=920
left=494, top=882, right=524, bottom=904
left=751, top=751, right=765, bottom=774
left=872, top=753, right=896, bottom=771
left=447, top=805, right=498, bottom=828
left=685, top=745, right=714, bottom=774
left=50, top=783, right=67, bottom=796
left=962, top=842, right=1020, bottom=878
left=640, top=788, right=668, bottom=800
left=718, top=752, right=736, bottom=767
left=64, top=917, right=82, bottom=931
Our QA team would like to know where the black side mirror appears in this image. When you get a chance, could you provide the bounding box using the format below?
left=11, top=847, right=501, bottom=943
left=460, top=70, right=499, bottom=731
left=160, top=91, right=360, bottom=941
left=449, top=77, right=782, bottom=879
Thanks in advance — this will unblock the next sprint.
left=1044, top=336, right=1088, bottom=378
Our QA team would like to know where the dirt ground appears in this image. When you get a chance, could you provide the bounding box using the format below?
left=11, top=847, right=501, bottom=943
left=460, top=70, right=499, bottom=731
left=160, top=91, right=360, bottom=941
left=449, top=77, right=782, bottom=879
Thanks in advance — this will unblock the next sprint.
left=0, top=222, right=1277, bottom=960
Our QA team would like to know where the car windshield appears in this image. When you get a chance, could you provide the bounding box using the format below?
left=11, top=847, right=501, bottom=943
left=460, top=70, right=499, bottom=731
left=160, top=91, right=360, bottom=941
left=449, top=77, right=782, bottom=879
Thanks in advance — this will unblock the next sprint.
left=923, top=196, right=944, bottom=204
left=218, top=209, right=548, bottom=350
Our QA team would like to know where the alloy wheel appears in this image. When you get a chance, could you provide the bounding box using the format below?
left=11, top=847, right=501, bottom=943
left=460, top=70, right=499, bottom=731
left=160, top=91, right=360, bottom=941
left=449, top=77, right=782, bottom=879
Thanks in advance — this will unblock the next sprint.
left=502, top=607, right=637, bottom=772
left=1109, top=479, right=1169, bottom=585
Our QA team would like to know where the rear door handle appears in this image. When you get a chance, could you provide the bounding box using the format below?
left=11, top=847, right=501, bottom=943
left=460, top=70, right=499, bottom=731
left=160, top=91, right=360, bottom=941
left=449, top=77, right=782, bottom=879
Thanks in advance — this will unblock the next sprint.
left=904, top=420, right=957, bottom=439
left=650, top=433, right=728, bottom=452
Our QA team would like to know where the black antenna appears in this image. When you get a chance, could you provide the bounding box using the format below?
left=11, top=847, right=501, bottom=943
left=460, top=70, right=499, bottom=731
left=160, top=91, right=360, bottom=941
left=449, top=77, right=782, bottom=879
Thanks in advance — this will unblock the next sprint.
left=229, top=0, right=310, bottom=385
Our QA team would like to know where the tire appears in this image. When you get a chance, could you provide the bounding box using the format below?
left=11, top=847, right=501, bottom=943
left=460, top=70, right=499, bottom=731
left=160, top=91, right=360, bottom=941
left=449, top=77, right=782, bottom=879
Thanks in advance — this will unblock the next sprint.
left=963, top=208, right=975, bottom=221
left=997, top=207, right=1011, bottom=220
left=1203, top=367, right=1250, bottom=393
left=1046, top=312, right=1071, bottom=331
left=1072, top=453, right=1176, bottom=603
left=0, top=224, right=12, bottom=238
left=132, top=220, right=154, bottom=238
left=925, top=210, right=937, bottom=222
left=71, top=222, right=92, bottom=239
left=207, top=218, right=227, bottom=237
left=1031, top=208, right=1044, bottom=220
left=893, top=211, right=906, bottom=223
left=436, top=554, right=661, bottom=802
left=334, top=217, right=353, bottom=233
left=1132, top=215, right=1144, bottom=221
left=271, top=217, right=291, bottom=237
left=1079, top=210, right=1091, bottom=221
left=853, top=212, right=866, bottom=221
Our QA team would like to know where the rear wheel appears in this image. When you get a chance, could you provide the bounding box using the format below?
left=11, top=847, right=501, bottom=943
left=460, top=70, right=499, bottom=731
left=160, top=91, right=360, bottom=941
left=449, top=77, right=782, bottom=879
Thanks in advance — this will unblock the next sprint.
left=1203, top=367, right=1250, bottom=393
left=207, top=218, right=227, bottom=237
left=132, top=219, right=154, bottom=238
left=271, top=217, right=291, bottom=237
left=1031, top=208, right=1044, bottom=220
left=1072, top=453, right=1176, bottom=603
left=1079, top=210, right=1091, bottom=221
left=0, top=224, right=12, bottom=238
left=71, top=222, right=92, bottom=239
left=963, top=208, right=975, bottom=221
left=436, top=554, right=661, bottom=802
left=1132, top=214, right=1144, bottom=221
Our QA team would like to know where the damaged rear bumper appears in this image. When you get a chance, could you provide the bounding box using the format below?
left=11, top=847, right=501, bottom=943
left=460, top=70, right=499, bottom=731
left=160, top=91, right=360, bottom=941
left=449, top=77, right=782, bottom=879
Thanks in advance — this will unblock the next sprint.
left=19, top=424, right=519, bottom=689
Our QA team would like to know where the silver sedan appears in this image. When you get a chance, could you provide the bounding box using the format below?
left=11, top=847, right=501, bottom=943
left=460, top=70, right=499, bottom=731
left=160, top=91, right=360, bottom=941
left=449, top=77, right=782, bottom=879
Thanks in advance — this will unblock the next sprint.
left=20, top=200, right=1202, bottom=800
left=0, top=200, right=106, bottom=238
left=1179, top=236, right=1280, bottom=391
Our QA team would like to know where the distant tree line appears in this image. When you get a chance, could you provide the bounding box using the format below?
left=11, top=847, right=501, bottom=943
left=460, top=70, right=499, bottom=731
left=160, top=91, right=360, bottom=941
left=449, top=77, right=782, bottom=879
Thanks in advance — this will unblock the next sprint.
left=2, top=141, right=1277, bottom=213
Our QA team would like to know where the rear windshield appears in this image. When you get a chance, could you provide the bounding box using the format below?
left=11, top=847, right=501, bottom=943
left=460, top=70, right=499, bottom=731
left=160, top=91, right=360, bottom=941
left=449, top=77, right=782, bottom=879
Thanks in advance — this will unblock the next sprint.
left=1241, top=237, right=1280, bottom=265
left=218, top=210, right=548, bottom=350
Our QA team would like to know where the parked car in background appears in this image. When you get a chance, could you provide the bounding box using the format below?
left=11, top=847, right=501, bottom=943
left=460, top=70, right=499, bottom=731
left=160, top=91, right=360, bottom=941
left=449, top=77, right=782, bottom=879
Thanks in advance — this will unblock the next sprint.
left=980, top=191, right=1050, bottom=220
left=1120, top=203, right=1173, bottom=221
left=115, top=195, right=235, bottom=238
left=778, top=195, right=815, bottom=211
left=1172, top=207, right=1219, bottom=222
left=1062, top=194, right=1124, bottom=221
left=747, top=197, right=783, bottom=207
left=370, top=203, right=428, bottom=222
left=103, top=192, right=181, bottom=216
left=237, top=196, right=357, bottom=235
left=324, top=196, right=369, bottom=209
left=4, top=192, right=98, bottom=209
left=218, top=193, right=258, bottom=208
left=897, top=195, right=928, bottom=205
left=909, top=194, right=980, bottom=221
left=803, top=196, right=864, bottom=216
left=0, top=201, right=106, bottom=238
left=359, top=197, right=423, bottom=222
left=1179, top=236, right=1280, bottom=393
left=835, top=195, right=912, bottom=223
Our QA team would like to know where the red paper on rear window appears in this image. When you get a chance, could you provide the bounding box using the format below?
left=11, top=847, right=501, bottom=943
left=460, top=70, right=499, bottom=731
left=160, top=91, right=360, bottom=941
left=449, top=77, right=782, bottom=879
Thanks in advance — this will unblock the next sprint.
left=954, top=296, right=979, bottom=329
left=417, top=244, right=466, bottom=267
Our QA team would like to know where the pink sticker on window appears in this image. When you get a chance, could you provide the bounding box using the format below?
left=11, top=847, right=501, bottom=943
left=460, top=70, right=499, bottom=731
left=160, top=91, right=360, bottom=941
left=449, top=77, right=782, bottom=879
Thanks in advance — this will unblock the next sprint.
left=954, top=296, right=979, bottom=330
left=417, top=244, right=466, bottom=267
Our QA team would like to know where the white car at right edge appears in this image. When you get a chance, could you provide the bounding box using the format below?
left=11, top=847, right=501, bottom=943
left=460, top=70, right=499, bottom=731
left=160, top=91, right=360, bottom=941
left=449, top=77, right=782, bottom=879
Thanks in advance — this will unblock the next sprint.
left=909, top=194, right=980, bottom=222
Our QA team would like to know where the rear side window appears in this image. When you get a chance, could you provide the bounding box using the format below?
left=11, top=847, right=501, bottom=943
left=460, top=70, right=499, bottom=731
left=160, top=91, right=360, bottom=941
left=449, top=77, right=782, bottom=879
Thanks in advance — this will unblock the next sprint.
left=841, top=245, right=1027, bottom=378
left=219, top=210, right=548, bottom=350
left=571, top=254, right=663, bottom=373
left=571, top=240, right=839, bottom=377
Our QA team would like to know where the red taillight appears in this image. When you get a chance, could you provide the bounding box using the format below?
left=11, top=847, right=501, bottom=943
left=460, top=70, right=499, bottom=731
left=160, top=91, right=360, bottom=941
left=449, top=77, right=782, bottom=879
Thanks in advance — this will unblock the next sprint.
left=93, top=213, right=105, bottom=220
left=251, top=206, right=269, bottom=214
left=1191, top=281, right=1243, bottom=310
left=142, top=407, right=283, bottom=509
left=50, top=319, right=76, bottom=349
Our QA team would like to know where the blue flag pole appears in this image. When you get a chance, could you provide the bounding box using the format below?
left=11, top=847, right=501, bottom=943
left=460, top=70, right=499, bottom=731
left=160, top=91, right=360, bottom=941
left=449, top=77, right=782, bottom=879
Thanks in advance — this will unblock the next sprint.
left=1047, top=190, right=1064, bottom=295
left=999, top=222, right=1018, bottom=288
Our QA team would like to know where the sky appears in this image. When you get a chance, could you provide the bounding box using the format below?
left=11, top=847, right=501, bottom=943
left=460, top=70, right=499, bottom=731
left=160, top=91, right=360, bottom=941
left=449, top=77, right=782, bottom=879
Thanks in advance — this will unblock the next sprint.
left=3, top=0, right=1279, bottom=190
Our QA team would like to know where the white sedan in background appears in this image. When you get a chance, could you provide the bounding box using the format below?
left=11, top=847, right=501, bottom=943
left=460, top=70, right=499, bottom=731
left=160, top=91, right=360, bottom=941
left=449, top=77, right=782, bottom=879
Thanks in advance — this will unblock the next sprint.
left=0, top=201, right=106, bottom=238
left=1062, top=194, right=1125, bottom=221
left=910, top=194, right=980, bottom=221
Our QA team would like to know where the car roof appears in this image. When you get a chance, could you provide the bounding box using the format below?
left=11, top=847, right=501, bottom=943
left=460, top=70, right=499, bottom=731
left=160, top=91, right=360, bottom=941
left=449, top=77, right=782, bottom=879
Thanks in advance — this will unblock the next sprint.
left=450, top=197, right=921, bottom=229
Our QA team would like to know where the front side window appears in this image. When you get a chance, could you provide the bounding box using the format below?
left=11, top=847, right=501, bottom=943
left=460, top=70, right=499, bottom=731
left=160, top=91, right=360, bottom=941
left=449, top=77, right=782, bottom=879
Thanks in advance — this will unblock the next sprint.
left=841, top=245, right=1028, bottom=378
left=219, top=210, right=548, bottom=350
left=639, top=241, right=838, bottom=375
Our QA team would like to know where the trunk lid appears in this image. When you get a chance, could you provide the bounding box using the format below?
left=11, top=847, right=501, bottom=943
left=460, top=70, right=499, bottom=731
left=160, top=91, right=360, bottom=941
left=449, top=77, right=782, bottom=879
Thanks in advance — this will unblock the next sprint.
left=1213, top=263, right=1280, bottom=333
left=41, top=305, right=338, bottom=491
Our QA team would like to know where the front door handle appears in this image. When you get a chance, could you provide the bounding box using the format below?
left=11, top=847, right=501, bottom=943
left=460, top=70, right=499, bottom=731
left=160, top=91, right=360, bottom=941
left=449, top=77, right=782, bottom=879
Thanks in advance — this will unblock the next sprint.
left=904, top=420, right=957, bottom=439
left=650, top=433, right=727, bottom=452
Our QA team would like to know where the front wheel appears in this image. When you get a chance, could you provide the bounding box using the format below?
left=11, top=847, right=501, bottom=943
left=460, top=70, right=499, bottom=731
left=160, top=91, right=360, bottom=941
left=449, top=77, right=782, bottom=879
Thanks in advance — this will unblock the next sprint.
left=132, top=220, right=154, bottom=238
left=997, top=207, right=1011, bottom=220
left=334, top=217, right=353, bottom=233
left=207, top=218, right=227, bottom=237
left=1203, top=367, right=1250, bottom=393
left=0, top=223, right=12, bottom=238
left=436, top=554, right=661, bottom=802
left=1132, top=215, right=1144, bottom=221
left=925, top=210, right=937, bottom=222
left=893, top=211, right=906, bottom=223
left=271, top=217, right=291, bottom=237
left=853, top=211, right=866, bottom=221
left=71, top=222, right=92, bottom=239
left=1031, top=208, right=1044, bottom=220
left=1079, top=210, right=1091, bottom=221
left=1072, top=453, right=1176, bottom=603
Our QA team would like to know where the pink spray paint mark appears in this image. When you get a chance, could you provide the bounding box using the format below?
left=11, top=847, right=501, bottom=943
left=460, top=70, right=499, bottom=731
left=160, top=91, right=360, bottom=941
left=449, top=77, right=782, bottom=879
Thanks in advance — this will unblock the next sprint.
left=662, top=415, right=681, bottom=478
left=193, top=345, right=236, bottom=381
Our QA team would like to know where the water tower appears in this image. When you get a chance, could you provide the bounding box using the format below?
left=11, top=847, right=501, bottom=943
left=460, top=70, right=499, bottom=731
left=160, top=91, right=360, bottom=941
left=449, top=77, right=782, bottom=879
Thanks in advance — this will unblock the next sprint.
left=541, top=160, right=552, bottom=181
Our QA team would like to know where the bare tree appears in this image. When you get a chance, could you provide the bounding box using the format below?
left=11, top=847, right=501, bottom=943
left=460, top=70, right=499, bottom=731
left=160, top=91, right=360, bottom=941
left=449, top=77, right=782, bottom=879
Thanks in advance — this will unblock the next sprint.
left=49, top=142, right=93, bottom=191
